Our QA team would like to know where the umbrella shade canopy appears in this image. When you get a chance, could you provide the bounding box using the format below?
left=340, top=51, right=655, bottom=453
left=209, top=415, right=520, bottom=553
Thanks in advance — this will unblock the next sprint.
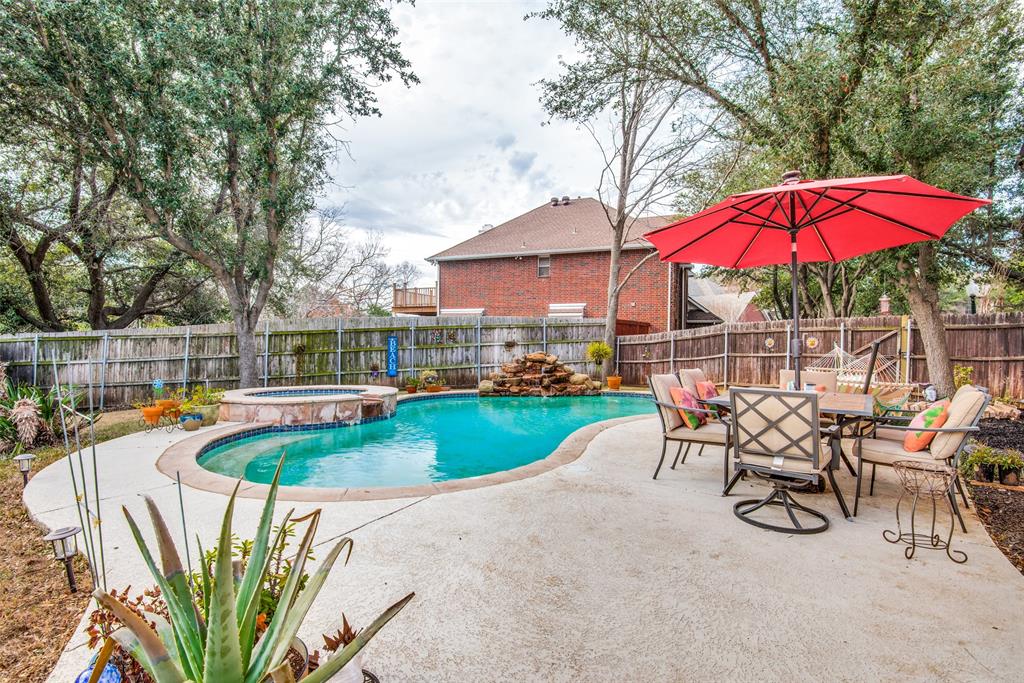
left=644, top=175, right=990, bottom=267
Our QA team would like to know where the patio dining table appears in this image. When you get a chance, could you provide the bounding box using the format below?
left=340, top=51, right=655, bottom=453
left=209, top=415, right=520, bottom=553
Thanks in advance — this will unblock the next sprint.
left=703, top=389, right=875, bottom=486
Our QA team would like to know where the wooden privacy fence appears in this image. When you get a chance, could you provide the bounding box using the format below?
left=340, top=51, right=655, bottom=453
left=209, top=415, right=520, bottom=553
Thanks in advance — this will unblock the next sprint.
left=0, top=316, right=605, bottom=408
left=616, top=312, right=1024, bottom=399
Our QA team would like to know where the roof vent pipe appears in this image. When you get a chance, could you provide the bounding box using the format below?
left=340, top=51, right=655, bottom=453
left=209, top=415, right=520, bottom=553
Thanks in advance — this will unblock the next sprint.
left=781, top=169, right=802, bottom=185
left=561, top=195, right=571, bottom=205
left=550, top=197, right=559, bottom=206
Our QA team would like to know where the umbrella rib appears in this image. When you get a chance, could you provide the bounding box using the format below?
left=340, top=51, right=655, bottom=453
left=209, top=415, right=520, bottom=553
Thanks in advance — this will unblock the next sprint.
left=825, top=186, right=988, bottom=202
left=794, top=190, right=836, bottom=261
left=644, top=192, right=768, bottom=236
left=731, top=226, right=763, bottom=268
left=729, top=201, right=791, bottom=231
left=833, top=199, right=943, bottom=239
left=795, top=189, right=868, bottom=229
left=659, top=194, right=776, bottom=261
left=770, top=192, right=794, bottom=229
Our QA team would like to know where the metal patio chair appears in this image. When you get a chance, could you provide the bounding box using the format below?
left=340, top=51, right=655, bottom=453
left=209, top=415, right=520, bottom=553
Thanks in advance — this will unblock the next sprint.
left=843, top=384, right=990, bottom=531
left=723, top=387, right=851, bottom=534
left=648, top=374, right=732, bottom=484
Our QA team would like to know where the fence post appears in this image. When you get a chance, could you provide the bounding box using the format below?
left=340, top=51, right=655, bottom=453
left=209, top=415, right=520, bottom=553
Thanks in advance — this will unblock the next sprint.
left=336, top=319, right=343, bottom=384
left=839, top=321, right=845, bottom=354
left=99, top=332, right=109, bottom=411
left=31, top=333, right=39, bottom=385
left=904, top=316, right=913, bottom=383
left=542, top=318, right=547, bottom=354
left=615, top=336, right=620, bottom=381
left=785, top=324, right=791, bottom=370
left=410, top=317, right=417, bottom=375
left=669, top=335, right=675, bottom=374
left=895, top=315, right=905, bottom=383
left=476, top=317, right=482, bottom=384
left=182, top=327, right=192, bottom=389
left=262, top=320, right=270, bottom=387
left=723, top=325, right=730, bottom=387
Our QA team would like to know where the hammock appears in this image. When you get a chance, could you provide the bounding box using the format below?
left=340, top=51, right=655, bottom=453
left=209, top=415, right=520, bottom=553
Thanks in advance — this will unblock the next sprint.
left=808, top=343, right=913, bottom=412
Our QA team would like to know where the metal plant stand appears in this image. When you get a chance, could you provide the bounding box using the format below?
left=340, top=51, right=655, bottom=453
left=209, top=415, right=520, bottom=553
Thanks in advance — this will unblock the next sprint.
left=884, top=460, right=967, bottom=563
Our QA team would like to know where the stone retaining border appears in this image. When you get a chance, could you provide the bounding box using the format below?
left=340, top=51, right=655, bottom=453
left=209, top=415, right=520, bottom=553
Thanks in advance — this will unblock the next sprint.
left=158, top=390, right=653, bottom=502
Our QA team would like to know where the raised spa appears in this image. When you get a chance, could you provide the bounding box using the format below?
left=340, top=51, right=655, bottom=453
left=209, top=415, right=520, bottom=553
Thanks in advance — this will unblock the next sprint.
left=199, top=394, right=651, bottom=488
left=218, top=385, right=398, bottom=426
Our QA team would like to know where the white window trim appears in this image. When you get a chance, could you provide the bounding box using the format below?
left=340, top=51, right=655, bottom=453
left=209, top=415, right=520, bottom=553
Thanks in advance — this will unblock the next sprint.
left=537, top=254, right=551, bottom=278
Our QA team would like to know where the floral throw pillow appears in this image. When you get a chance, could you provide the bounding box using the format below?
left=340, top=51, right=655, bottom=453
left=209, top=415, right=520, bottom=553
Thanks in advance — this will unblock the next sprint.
left=669, top=386, right=706, bottom=430
left=696, top=380, right=719, bottom=401
left=903, top=400, right=950, bottom=452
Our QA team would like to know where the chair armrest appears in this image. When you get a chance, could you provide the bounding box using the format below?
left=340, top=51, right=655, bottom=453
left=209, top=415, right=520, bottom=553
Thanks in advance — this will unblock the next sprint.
left=870, top=414, right=915, bottom=425
left=652, top=400, right=719, bottom=416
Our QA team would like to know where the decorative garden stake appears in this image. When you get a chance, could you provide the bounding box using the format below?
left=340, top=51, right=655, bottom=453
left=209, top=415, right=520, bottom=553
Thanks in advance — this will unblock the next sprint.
left=43, top=525, right=82, bottom=593
left=13, top=452, right=35, bottom=486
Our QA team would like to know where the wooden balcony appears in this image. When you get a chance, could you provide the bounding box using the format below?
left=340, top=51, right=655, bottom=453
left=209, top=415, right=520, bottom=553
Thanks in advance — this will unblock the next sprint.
left=392, top=285, right=437, bottom=315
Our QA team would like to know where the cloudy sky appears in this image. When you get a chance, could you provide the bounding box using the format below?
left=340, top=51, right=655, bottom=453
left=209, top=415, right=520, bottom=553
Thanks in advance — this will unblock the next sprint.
left=322, top=0, right=603, bottom=284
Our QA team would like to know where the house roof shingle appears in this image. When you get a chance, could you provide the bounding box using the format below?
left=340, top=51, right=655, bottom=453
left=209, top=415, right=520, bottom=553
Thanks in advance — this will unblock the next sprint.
left=427, top=197, right=675, bottom=262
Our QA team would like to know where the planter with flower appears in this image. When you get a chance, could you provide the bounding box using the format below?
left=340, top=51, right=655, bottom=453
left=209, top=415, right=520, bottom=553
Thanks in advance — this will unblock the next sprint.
left=421, top=370, right=445, bottom=392
left=404, top=377, right=421, bottom=394
left=79, top=456, right=413, bottom=683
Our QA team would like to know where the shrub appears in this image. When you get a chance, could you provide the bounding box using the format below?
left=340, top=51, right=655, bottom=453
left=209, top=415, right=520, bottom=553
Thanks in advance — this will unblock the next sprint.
left=953, top=365, right=974, bottom=390
left=586, top=341, right=614, bottom=365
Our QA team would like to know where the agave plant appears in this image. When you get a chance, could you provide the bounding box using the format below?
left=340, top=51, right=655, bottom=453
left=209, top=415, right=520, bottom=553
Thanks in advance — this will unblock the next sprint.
left=93, top=457, right=413, bottom=682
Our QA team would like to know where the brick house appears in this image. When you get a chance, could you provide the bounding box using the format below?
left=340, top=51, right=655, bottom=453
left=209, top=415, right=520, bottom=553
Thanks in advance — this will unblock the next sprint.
left=413, top=196, right=762, bottom=333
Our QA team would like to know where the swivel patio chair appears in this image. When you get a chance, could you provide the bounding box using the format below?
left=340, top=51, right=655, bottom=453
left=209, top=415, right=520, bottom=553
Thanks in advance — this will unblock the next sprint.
left=843, top=384, right=990, bottom=532
left=723, top=387, right=851, bottom=534
left=648, top=374, right=732, bottom=486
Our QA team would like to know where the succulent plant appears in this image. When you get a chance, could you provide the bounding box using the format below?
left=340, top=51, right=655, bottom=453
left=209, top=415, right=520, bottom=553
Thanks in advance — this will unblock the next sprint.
left=93, top=456, right=413, bottom=682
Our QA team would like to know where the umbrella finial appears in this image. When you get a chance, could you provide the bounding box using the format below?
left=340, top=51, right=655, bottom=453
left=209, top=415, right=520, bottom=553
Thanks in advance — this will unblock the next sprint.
left=782, top=169, right=802, bottom=185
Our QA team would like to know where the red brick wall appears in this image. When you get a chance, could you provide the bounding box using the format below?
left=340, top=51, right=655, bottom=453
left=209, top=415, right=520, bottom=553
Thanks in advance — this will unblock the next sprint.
left=438, top=249, right=675, bottom=332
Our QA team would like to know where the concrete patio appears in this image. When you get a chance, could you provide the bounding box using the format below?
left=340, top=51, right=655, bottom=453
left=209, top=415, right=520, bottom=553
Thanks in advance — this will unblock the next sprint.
left=26, top=415, right=1024, bottom=682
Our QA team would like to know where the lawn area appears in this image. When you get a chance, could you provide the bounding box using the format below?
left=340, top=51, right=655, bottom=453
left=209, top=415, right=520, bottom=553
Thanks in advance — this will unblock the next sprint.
left=0, top=409, right=145, bottom=683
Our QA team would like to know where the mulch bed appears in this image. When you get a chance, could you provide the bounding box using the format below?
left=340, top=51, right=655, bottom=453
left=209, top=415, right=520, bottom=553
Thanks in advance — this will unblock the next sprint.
left=968, top=417, right=1024, bottom=576
left=0, top=409, right=141, bottom=682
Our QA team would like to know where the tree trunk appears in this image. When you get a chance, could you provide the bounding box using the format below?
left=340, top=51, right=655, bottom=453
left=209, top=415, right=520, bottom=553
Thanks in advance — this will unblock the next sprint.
left=235, top=315, right=262, bottom=388
left=604, top=242, right=622, bottom=380
left=902, top=243, right=954, bottom=396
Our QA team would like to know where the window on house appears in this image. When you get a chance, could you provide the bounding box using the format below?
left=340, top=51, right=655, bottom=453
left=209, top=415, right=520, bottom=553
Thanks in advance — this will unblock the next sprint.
left=537, top=255, right=551, bottom=278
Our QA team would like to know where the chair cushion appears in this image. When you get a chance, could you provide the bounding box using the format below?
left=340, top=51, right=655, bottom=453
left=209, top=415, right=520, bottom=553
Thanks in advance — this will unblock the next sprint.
left=678, top=368, right=707, bottom=396
left=739, top=452, right=829, bottom=474
left=665, top=421, right=728, bottom=444
left=842, top=435, right=941, bottom=466
left=903, top=400, right=950, bottom=452
left=650, top=374, right=684, bottom=431
left=669, top=386, right=706, bottom=430
left=875, top=426, right=905, bottom=441
left=931, top=387, right=986, bottom=460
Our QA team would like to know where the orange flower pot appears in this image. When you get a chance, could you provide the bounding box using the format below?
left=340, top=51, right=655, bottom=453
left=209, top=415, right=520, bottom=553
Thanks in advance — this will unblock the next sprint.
left=607, top=376, right=622, bottom=391
left=140, top=406, right=164, bottom=425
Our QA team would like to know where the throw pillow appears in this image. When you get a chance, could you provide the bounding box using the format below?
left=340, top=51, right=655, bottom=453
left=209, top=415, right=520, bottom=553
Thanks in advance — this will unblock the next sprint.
left=903, top=400, right=950, bottom=452
left=669, top=386, right=706, bottom=430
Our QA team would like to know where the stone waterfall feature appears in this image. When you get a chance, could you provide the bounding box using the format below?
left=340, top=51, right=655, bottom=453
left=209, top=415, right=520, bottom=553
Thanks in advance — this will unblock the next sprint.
left=478, top=352, right=601, bottom=397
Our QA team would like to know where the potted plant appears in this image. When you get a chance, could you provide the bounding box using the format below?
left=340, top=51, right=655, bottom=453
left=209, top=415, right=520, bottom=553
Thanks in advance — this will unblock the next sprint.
left=187, top=385, right=224, bottom=426
left=587, top=341, right=618, bottom=390
left=421, top=370, right=443, bottom=392
left=81, top=456, right=413, bottom=683
left=405, top=377, right=421, bottom=394
left=135, top=401, right=164, bottom=426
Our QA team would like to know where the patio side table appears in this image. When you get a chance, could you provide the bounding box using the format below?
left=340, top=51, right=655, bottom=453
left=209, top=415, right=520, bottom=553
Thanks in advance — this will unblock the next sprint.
left=883, top=460, right=967, bottom=564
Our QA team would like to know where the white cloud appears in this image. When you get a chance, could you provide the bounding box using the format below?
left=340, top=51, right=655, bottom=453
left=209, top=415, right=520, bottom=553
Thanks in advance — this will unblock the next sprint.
left=321, top=0, right=603, bottom=283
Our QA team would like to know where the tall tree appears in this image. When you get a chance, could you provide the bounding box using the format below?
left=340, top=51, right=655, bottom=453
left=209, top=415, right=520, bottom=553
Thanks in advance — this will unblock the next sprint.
left=0, top=137, right=209, bottom=330
left=534, top=15, right=714, bottom=377
left=1, top=0, right=415, bottom=385
left=536, top=0, right=1023, bottom=393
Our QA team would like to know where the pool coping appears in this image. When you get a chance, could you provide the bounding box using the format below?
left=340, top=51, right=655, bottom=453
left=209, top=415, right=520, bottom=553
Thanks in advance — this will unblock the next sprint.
left=156, top=390, right=653, bottom=502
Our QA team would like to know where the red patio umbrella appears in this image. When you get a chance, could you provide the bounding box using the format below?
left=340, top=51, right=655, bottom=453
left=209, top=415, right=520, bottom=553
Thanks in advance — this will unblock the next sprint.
left=644, top=172, right=990, bottom=386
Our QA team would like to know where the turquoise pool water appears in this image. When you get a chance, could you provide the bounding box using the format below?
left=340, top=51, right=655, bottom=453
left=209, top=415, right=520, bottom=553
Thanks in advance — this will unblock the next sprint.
left=198, top=395, right=651, bottom=488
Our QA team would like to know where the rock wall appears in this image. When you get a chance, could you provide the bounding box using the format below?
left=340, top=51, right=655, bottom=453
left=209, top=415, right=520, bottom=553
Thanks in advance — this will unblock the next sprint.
left=478, top=352, right=601, bottom=397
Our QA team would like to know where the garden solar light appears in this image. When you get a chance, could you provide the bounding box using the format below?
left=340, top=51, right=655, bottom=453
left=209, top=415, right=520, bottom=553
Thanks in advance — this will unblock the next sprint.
left=966, top=280, right=980, bottom=314
left=43, top=526, right=82, bottom=593
left=13, top=452, right=35, bottom=486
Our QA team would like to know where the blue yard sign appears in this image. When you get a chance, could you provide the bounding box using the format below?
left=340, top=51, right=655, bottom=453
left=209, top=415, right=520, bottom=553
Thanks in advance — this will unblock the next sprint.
left=386, top=335, right=399, bottom=377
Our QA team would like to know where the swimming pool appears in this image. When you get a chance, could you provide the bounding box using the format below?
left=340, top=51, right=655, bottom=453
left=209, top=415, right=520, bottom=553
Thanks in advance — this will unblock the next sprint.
left=198, top=394, right=652, bottom=488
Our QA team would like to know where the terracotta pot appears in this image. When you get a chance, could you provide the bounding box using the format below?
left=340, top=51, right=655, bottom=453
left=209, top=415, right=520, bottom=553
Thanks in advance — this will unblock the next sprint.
left=140, top=406, right=163, bottom=425
left=155, top=398, right=181, bottom=412
left=425, top=385, right=443, bottom=393
left=606, top=376, right=622, bottom=391
left=406, top=386, right=417, bottom=394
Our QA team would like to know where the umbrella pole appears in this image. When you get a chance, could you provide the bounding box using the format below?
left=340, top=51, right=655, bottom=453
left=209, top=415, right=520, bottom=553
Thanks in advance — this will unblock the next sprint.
left=790, top=230, right=802, bottom=388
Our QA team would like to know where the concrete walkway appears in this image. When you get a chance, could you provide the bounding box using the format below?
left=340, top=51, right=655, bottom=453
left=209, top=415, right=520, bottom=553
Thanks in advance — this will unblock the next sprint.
left=26, top=417, right=1024, bottom=682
